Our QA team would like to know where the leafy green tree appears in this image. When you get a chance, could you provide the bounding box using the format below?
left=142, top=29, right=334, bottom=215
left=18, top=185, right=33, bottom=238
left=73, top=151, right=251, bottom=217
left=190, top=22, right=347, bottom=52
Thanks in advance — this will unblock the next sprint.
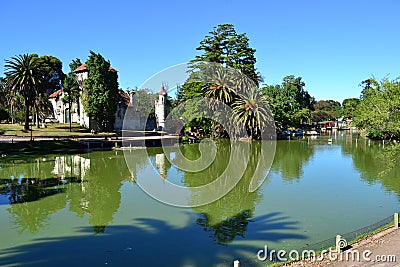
left=179, top=24, right=263, bottom=138
left=4, top=54, right=44, bottom=130
left=312, top=99, right=341, bottom=122
left=313, top=100, right=341, bottom=113
left=63, top=59, right=82, bottom=132
left=311, top=110, right=332, bottom=122
left=8, top=94, right=25, bottom=123
left=34, top=55, right=65, bottom=127
left=0, top=77, right=10, bottom=122
left=359, top=78, right=379, bottom=99
left=342, top=98, right=360, bottom=119
left=82, top=51, right=119, bottom=131
left=262, top=76, right=315, bottom=130
left=354, top=77, right=400, bottom=139
left=0, top=77, right=6, bottom=107
left=134, top=88, right=158, bottom=115
left=38, top=55, right=64, bottom=94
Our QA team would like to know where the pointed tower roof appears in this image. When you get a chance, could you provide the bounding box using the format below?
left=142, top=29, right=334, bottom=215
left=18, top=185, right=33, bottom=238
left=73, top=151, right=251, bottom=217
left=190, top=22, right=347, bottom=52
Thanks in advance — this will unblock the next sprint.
left=159, top=84, right=167, bottom=95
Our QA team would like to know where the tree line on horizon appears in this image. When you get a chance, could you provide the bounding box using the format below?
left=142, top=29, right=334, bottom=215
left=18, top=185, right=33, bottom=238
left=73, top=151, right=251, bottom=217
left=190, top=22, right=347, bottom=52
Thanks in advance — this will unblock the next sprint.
left=0, top=24, right=398, bottom=139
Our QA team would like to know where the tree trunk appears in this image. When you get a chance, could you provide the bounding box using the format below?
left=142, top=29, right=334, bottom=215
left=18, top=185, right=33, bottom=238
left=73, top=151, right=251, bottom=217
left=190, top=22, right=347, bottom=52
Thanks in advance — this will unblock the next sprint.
left=35, top=106, right=40, bottom=128
left=69, top=100, right=72, bottom=132
left=10, top=104, right=14, bottom=124
left=24, top=103, right=30, bottom=131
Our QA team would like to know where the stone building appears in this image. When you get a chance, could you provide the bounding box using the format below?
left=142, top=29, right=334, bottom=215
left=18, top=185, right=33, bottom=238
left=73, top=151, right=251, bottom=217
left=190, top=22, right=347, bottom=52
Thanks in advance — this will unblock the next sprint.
left=48, top=64, right=167, bottom=131
left=49, top=89, right=79, bottom=124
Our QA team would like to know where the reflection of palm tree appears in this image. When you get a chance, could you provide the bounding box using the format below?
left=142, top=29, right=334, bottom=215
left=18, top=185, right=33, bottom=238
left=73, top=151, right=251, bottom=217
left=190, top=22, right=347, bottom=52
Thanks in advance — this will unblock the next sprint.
left=181, top=141, right=267, bottom=244
left=0, top=216, right=306, bottom=266
left=196, top=210, right=252, bottom=244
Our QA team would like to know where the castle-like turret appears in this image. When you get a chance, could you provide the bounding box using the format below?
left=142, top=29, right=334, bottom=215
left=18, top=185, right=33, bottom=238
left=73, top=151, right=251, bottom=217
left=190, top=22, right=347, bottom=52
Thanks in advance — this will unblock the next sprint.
left=154, top=84, right=168, bottom=130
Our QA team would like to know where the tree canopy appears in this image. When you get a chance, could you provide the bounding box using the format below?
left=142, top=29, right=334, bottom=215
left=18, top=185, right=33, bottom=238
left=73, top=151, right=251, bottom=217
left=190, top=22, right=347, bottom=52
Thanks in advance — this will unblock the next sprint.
left=82, top=51, right=119, bottom=131
left=63, top=58, right=82, bottom=131
left=354, top=77, right=400, bottom=140
left=261, top=75, right=315, bottom=130
left=193, top=24, right=259, bottom=85
left=4, top=54, right=45, bottom=130
left=134, top=88, right=158, bottom=115
left=311, top=99, right=341, bottom=122
left=341, top=98, right=360, bottom=119
left=177, top=24, right=267, bottom=138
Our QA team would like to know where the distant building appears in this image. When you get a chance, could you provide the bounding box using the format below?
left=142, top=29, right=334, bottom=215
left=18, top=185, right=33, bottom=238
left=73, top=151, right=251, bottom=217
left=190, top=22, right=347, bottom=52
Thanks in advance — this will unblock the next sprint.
left=74, top=64, right=125, bottom=130
left=49, top=89, right=79, bottom=124
left=154, top=84, right=169, bottom=130
left=49, top=64, right=163, bottom=131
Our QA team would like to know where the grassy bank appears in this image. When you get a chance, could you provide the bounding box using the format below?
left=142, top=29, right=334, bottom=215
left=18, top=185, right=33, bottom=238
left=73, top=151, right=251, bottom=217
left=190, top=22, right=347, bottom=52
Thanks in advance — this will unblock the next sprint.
left=0, top=140, right=84, bottom=159
left=0, top=123, right=116, bottom=137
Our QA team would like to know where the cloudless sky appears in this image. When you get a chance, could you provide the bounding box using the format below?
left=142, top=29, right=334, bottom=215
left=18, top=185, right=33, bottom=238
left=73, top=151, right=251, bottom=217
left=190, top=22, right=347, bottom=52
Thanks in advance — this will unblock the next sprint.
left=1, top=0, right=399, bottom=102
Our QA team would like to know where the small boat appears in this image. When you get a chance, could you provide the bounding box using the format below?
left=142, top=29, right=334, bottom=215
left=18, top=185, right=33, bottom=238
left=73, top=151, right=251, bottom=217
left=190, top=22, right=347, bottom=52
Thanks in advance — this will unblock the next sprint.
left=304, top=130, right=320, bottom=136
left=294, top=130, right=303, bottom=136
left=328, top=138, right=333, bottom=144
left=281, top=130, right=292, bottom=136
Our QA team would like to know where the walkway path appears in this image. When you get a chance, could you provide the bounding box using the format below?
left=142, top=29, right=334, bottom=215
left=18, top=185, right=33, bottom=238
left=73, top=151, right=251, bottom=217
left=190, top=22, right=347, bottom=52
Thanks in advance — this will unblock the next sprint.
left=286, top=227, right=400, bottom=267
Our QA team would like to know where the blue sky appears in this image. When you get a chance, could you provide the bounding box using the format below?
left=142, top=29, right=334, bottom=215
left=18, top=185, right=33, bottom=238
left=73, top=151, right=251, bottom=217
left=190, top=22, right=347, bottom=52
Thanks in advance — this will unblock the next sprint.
left=1, top=0, right=399, bottom=102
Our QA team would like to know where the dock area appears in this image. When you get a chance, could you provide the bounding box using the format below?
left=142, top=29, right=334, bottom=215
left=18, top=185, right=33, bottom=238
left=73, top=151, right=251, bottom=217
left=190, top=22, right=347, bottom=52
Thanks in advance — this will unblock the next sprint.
left=78, top=135, right=181, bottom=149
left=0, top=134, right=181, bottom=150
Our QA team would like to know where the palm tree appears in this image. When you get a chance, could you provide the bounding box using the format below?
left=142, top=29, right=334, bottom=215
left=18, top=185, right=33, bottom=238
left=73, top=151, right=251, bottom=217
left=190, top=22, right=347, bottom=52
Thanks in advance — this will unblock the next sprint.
left=4, top=54, right=44, bottom=130
left=233, top=87, right=273, bottom=139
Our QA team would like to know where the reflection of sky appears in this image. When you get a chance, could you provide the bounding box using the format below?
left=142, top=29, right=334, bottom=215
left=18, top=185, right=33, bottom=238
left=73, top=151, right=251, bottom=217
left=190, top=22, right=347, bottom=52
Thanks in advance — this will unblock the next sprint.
left=139, top=63, right=189, bottom=98
left=255, top=143, right=400, bottom=251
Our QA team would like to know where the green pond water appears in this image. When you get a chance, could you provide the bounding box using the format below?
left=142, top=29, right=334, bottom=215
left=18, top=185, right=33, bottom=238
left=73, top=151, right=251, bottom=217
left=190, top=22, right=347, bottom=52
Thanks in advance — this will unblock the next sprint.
left=0, top=133, right=399, bottom=266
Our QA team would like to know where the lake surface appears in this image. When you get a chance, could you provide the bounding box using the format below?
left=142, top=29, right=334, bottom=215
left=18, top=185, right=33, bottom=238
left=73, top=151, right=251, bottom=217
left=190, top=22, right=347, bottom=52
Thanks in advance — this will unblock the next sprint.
left=0, top=133, right=399, bottom=266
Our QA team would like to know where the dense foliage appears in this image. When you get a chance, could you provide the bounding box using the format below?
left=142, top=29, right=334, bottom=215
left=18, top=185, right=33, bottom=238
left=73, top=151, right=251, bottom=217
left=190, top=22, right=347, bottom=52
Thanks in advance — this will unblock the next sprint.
left=179, top=24, right=273, bottom=139
left=4, top=54, right=45, bottom=130
left=63, top=59, right=82, bottom=131
left=3, top=54, right=64, bottom=129
left=261, top=75, right=315, bottom=130
left=192, top=24, right=260, bottom=85
left=134, top=88, right=158, bottom=115
left=82, top=51, right=119, bottom=131
left=341, top=98, right=360, bottom=119
left=311, top=99, right=341, bottom=122
left=354, top=77, right=400, bottom=140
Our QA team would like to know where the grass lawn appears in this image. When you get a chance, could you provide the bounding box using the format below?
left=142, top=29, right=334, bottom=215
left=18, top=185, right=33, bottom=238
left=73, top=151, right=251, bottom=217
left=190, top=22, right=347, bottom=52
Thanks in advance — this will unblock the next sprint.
left=0, top=123, right=117, bottom=137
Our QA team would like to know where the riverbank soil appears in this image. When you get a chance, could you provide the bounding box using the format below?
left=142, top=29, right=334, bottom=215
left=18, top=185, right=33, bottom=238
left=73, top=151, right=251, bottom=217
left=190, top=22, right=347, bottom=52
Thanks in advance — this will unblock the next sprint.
left=286, top=227, right=400, bottom=267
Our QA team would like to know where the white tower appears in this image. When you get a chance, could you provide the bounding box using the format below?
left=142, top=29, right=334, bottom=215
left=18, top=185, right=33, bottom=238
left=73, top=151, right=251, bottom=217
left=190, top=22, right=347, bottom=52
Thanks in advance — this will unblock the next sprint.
left=155, top=84, right=168, bottom=130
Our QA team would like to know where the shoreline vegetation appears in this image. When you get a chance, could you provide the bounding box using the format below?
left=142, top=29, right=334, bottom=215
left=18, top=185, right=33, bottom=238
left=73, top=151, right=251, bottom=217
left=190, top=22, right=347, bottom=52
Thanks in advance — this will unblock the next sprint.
left=1, top=23, right=399, bottom=267
left=1, top=24, right=399, bottom=142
